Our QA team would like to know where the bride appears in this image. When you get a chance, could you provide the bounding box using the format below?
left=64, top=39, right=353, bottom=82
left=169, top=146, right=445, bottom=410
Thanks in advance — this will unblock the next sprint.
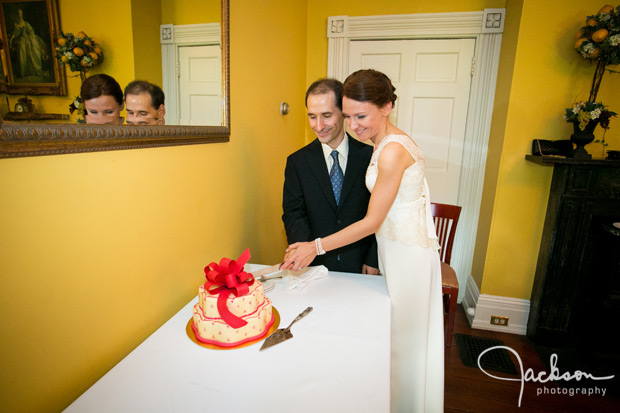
left=281, top=69, right=444, bottom=412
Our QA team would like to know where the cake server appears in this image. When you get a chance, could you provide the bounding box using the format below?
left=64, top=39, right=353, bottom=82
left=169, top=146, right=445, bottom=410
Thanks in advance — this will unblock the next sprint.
left=260, top=306, right=313, bottom=351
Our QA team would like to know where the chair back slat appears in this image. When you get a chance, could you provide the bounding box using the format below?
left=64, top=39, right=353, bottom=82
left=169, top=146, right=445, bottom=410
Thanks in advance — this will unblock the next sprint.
left=430, top=202, right=462, bottom=265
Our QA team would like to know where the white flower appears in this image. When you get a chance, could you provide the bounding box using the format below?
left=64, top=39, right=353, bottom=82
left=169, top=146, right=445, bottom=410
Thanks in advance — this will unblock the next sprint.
left=64, top=51, right=73, bottom=58
left=583, top=43, right=595, bottom=53
left=572, top=102, right=585, bottom=114
left=609, top=34, right=620, bottom=46
left=599, top=13, right=611, bottom=22
left=579, top=42, right=597, bottom=58
left=590, top=108, right=602, bottom=119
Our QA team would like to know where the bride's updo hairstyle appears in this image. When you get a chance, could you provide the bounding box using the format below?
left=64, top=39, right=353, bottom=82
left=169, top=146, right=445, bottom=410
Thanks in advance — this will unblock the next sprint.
left=81, top=74, right=123, bottom=107
left=343, top=69, right=397, bottom=108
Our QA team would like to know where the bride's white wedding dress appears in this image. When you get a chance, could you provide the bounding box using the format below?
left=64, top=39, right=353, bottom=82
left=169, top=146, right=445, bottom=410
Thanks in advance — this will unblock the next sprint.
left=366, top=134, right=444, bottom=412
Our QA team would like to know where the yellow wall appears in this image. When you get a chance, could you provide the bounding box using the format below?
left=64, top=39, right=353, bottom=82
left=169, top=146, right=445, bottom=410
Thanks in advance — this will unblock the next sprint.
left=0, top=1, right=307, bottom=411
left=479, top=0, right=620, bottom=299
left=162, top=0, right=220, bottom=24
left=2, top=0, right=620, bottom=411
left=131, top=0, right=163, bottom=85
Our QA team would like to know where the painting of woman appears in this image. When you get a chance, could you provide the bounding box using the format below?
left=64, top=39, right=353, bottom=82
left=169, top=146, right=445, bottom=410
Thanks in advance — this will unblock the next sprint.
left=8, top=8, right=51, bottom=82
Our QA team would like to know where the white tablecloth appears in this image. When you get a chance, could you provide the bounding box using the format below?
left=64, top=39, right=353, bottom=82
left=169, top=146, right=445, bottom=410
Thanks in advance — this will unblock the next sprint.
left=65, top=265, right=391, bottom=413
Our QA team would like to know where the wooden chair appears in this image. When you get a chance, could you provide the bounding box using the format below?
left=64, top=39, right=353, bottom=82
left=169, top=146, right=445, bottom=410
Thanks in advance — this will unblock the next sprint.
left=431, top=202, right=462, bottom=347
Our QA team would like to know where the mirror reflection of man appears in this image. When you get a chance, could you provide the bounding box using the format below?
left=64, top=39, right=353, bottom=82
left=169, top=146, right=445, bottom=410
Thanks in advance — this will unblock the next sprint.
left=124, top=80, right=165, bottom=125
left=282, top=78, right=379, bottom=275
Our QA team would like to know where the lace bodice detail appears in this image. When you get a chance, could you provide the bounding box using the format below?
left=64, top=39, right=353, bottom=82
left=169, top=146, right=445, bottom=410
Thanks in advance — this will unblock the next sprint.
left=366, top=134, right=439, bottom=249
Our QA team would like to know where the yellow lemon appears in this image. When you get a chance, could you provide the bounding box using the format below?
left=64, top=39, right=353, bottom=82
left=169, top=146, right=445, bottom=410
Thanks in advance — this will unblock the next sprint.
left=575, top=38, right=588, bottom=49
left=592, top=28, right=609, bottom=42
left=73, top=47, right=84, bottom=57
left=61, top=55, right=69, bottom=63
left=574, top=29, right=585, bottom=39
left=83, top=39, right=92, bottom=47
left=76, top=31, right=87, bottom=39
left=589, top=48, right=601, bottom=58
left=94, top=46, right=102, bottom=55
left=58, top=37, right=67, bottom=46
left=89, top=52, right=98, bottom=60
left=598, top=5, right=614, bottom=14
left=587, top=18, right=598, bottom=26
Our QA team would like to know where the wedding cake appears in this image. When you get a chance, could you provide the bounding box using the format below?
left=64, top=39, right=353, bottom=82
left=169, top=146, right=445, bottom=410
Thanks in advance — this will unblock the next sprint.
left=192, top=249, right=274, bottom=346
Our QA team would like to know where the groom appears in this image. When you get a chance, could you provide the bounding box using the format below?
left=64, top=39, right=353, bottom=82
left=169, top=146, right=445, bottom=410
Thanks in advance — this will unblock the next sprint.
left=282, top=78, right=379, bottom=274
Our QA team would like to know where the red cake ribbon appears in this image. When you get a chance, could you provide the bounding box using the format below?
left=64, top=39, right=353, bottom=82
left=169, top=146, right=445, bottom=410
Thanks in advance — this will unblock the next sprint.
left=203, top=248, right=254, bottom=329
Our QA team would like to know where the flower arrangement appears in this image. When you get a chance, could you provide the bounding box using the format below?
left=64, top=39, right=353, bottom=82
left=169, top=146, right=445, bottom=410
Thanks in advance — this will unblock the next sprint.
left=55, top=31, right=103, bottom=81
left=574, top=4, right=620, bottom=102
left=564, top=101, right=617, bottom=130
left=55, top=31, right=102, bottom=122
left=566, top=5, right=619, bottom=158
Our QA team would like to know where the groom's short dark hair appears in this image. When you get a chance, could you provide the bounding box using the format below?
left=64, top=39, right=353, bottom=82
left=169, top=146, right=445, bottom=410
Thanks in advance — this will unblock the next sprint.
left=124, top=80, right=165, bottom=109
left=305, top=78, right=343, bottom=111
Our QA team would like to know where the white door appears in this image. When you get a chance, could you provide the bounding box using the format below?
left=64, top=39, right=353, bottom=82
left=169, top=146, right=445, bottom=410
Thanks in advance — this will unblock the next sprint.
left=178, top=45, right=222, bottom=125
left=348, top=39, right=475, bottom=204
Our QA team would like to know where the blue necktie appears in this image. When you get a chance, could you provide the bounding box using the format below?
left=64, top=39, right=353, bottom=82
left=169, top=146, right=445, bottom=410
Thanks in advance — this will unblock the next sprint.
left=330, top=150, right=344, bottom=205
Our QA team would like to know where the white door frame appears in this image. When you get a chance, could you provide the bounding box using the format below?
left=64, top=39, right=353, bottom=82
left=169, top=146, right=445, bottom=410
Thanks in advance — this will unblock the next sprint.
left=160, top=23, right=221, bottom=125
left=327, top=9, right=505, bottom=301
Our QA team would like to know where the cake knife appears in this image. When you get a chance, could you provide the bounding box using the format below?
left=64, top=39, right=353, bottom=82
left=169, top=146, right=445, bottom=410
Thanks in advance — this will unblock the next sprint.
left=249, top=264, right=282, bottom=281
left=260, top=307, right=313, bottom=351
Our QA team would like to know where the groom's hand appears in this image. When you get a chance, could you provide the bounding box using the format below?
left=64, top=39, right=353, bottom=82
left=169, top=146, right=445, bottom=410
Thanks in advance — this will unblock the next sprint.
left=362, top=265, right=380, bottom=275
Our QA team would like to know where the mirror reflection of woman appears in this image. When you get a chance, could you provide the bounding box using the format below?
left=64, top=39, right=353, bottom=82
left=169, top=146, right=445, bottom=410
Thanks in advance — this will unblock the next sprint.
left=282, top=69, right=444, bottom=412
left=81, top=74, right=124, bottom=125
left=8, top=8, right=50, bottom=81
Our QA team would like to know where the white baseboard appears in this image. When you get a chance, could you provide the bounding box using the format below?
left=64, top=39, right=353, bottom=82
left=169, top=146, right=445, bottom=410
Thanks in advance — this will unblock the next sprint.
left=462, top=274, right=530, bottom=335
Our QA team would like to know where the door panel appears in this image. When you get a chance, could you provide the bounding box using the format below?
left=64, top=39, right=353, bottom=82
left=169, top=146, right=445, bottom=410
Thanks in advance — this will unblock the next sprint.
left=348, top=39, right=475, bottom=204
left=179, top=45, right=222, bottom=126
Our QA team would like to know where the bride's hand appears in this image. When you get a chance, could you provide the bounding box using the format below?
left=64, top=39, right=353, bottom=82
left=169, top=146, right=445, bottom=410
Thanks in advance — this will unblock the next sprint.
left=281, top=242, right=317, bottom=270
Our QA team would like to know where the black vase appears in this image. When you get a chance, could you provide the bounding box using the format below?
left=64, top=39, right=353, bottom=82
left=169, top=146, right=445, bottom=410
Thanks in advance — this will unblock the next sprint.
left=569, top=120, right=598, bottom=159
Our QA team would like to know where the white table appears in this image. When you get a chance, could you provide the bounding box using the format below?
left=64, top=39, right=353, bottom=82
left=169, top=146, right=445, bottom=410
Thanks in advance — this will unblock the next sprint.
left=65, top=266, right=391, bottom=413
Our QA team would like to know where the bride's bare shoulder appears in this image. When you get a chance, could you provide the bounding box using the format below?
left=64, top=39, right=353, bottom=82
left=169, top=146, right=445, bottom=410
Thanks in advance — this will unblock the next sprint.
left=377, top=140, right=415, bottom=169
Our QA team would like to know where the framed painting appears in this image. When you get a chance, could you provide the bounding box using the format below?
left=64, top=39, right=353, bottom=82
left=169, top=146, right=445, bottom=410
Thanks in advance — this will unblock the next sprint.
left=0, top=0, right=66, bottom=95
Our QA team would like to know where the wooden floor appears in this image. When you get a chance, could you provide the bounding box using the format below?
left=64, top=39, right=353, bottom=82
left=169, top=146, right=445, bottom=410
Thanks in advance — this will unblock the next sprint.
left=444, top=306, right=620, bottom=412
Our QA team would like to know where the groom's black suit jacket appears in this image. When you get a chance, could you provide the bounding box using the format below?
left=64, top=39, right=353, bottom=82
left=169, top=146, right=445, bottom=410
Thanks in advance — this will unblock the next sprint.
left=282, top=135, right=378, bottom=273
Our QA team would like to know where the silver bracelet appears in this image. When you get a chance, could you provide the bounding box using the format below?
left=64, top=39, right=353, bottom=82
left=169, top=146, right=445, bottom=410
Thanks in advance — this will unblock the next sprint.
left=314, top=238, right=326, bottom=255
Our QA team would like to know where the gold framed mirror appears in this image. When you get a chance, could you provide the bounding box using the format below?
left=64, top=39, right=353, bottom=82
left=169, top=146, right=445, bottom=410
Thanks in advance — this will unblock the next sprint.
left=0, top=0, right=229, bottom=158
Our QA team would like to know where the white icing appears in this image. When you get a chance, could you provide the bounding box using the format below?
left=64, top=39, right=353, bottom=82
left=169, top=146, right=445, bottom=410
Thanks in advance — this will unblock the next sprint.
left=198, top=281, right=265, bottom=318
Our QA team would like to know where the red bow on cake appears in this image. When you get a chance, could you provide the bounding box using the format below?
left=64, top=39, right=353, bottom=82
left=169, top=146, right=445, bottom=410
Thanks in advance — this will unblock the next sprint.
left=203, top=248, right=254, bottom=328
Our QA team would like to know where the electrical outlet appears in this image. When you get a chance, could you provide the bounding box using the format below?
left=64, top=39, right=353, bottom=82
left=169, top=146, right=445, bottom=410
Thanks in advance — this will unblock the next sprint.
left=491, top=315, right=509, bottom=326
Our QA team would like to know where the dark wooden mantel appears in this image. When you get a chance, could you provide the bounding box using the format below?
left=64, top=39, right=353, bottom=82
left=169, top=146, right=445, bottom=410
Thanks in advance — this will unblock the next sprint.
left=526, top=155, right=620, bottom=359
left=525, top=154, right=620, bottom=167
